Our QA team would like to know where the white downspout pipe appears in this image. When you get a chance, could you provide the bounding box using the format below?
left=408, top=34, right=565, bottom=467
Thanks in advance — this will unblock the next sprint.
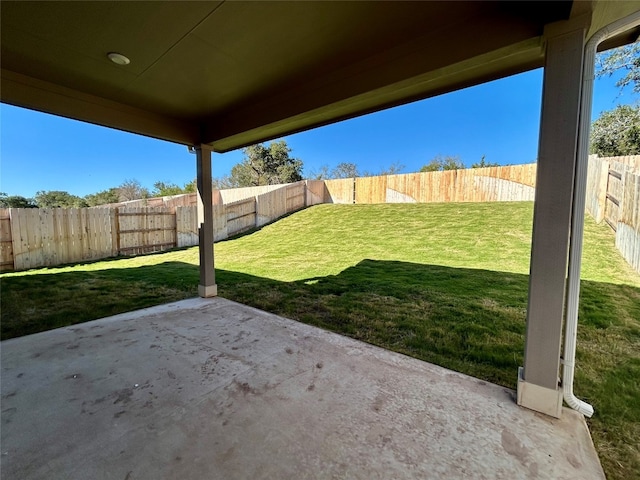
left=563, top=11, right=640, bottom=417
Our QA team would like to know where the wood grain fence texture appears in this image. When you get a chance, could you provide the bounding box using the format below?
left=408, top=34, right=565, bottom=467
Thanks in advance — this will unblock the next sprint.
left=585, top=156, right=610, bottom=223
left=324, top=178, right=355, bottom=203
left=615, top=171, right=640, bottom=273
left=176, top=182, right=306, bottom=246
left=8, top=208, right=114, bottom=271
left=586, top=155, right=640, bottom=273
left=318, top=165, right=536, bottom=204
left=218, top=184, right=285, bottom=204
left=353, top=164, right=537, bottom=204
left=305, top=180, right=326, bottom=206
left=1, top=209, right=14, bottom=271
left=600, top=155, right=640, bottom=172
left=604, top=161, right=627, bottom=230
left=117, top=207, right=176, bottom=256
left=104, top=193, right=197, bottom=209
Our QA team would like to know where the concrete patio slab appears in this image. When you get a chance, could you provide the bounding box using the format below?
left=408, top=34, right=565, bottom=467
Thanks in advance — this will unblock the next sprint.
left=1, top=297, right=604, bottom=479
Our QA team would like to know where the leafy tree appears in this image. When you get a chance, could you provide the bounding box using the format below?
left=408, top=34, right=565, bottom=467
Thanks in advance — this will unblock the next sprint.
left=0, top=193, right=37, bottom=208
left=230, top=141, right=303, bottom=187
left=35, top=190, right=87, bottom=208
left=330, top=162, right=360, bottom=179
left=420, top=155, right=465, bottom=172
left=419, top=160, right=443, bottom=172
left=152, top=181, right=187, bottom=197
left=183, top=180, right=197, bottom=193
left=84, top=188, right=120, bottom=206
left=117, top=179, right=149, bottom=202
left=471, top=155, right=500, bottom=168
left=590, top=104, right=640, bottom=156
left=151, top=180, right=197, bottom=196
left=596, top=41, right=640, bottom=94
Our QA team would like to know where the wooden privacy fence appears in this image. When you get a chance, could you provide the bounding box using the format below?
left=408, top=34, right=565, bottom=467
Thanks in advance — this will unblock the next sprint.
left=615, top=171, right=640, bottom=272
left=1, top=207, right=177, bottom=271
left=321, top=164, right=537, bottom=204
left=6, top=160, right=636, bottom=273
left=1, top=181, right=310, bottom=272
left=586, top=154, right=640, bottom=273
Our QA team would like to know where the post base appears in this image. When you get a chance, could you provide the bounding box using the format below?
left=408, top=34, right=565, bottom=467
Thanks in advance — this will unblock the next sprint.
left=198, top=284, right=218, bottom=298
left=517, top=367, right=563, bottom=418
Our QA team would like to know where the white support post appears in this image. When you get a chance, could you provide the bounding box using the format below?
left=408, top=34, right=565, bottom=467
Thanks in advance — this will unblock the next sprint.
left=196, top=145, right=217, bottom=298
left=517, top=24, right=586, bottom=418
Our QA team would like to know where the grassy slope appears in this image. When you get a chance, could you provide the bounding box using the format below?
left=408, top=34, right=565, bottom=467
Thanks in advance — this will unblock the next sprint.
left=1, top=202, right=639, bottom=479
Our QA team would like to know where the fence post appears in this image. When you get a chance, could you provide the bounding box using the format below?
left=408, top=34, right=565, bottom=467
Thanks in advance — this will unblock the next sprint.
left=0, top=208, right=14, bottom=272
left=596, top=158, right=609, bottom=223
left=111, top=208, right=120, bottom=256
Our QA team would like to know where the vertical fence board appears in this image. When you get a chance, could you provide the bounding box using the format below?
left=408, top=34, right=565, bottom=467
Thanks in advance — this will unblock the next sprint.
left=615, top=171, right=640, bottom=273
left=213, top=204, right=228, bottom=241
left=10, top=209, right=24, bottom=270
left=40, top=209, right=55, bottom=266
left=324, top=178, right=354, bottom=203
left=177, top=206, right=199, bottom=247
left=0, top=208, right=14, bottom=271
left=305, top=180, right=326, bottom=206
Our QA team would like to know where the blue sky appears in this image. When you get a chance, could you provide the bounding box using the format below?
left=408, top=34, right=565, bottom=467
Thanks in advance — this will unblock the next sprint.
left=0, top=67, right=635, bottom=199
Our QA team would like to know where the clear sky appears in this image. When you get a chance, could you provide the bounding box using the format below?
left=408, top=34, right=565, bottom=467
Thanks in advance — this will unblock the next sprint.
left=0, top=66, right=635, bottom=199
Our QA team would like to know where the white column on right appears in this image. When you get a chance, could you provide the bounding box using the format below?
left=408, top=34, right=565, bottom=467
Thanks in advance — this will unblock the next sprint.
left=518, top=24, right=586, bottom=418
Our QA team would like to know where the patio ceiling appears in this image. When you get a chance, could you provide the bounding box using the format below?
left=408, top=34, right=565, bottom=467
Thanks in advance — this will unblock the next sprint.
left=1, top=1, right=638, bottom=152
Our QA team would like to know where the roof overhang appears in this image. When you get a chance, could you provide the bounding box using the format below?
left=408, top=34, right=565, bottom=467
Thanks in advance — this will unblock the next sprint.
left=1, top=1, right=638, bottom=152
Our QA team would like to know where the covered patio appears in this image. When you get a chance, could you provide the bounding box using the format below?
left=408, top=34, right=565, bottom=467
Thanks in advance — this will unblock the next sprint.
left=2, top=1, right=640, bottom=477
left=1, top=298, right=604, bottom=479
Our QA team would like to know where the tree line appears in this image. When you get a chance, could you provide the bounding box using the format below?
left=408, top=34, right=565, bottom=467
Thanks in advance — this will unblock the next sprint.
left=0, top=179, right=197, bottom=209
left=2, top=42, right=638, bottom=209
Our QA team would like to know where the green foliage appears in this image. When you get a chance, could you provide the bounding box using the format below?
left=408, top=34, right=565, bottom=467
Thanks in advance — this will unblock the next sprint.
left=420, top=155, right=465, bottom=172
left=590, top=104, right=640, bottom=156
left=152, top=181, right=196, bottom=197
left=596, top=41, right=640, bottom=94
left=471, top=155, right=500, bottom=168
left=35, top=190, right=88, bottom=208
left=84, top=188, right=119, bottom=206
left=183, top=180, right=197, bottom=193
left=11, top=177, right=197, bottom=209
left=0, top=193, right=37, bottom=208
left=230, top=141, right=303, bottom=187
left=152, top=182, right=184, bottom=197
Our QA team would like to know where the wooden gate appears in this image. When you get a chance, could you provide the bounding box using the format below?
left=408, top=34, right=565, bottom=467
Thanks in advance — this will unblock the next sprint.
left=604, top=166, right=624, bottom=231
left=116, top=207, right=177, bottom=256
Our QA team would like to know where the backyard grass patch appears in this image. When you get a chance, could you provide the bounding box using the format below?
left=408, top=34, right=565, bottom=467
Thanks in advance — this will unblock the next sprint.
left=1, top=202, right=639, bottom=479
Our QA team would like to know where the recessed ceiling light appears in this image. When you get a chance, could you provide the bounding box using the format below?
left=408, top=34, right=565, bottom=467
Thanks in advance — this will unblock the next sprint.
left=107, top=52, right=130, bottom=65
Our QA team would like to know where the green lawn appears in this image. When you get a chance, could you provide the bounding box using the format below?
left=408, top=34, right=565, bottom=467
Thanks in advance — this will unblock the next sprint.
left=1, top=202, right=639, bottom=479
